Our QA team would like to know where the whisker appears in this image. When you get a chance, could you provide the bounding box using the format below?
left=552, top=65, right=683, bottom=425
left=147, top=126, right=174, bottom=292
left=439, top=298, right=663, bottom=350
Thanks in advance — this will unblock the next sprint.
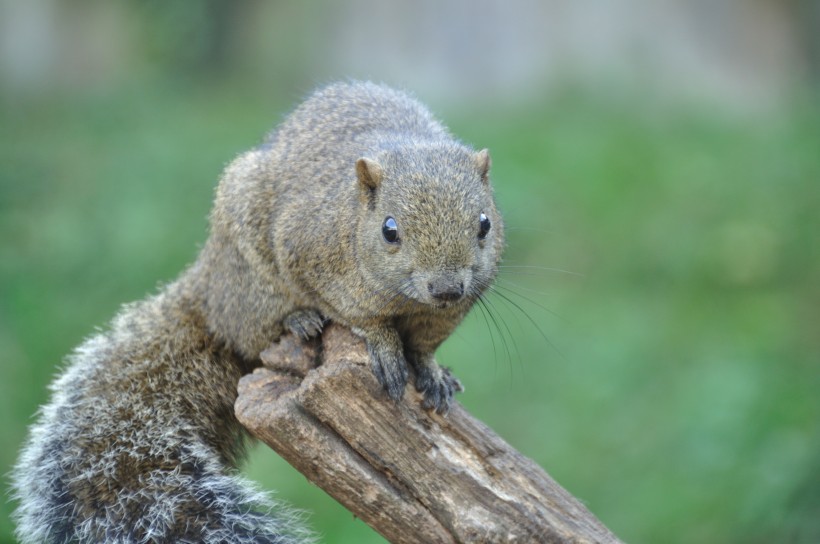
left=498, top=265, right=583, bottom=277
left=480, top=294, right=523, bottom=377
left=373, top=283, right=411, bottom=315
left=477, top=295, right=514, bottom=371
left=486, top=288, right=564, bottom=360
left=490, top=284, right=565, bottom=321
left=496, top=277, right=556, bottom=298
left=473, top=295, right=500, bottom=375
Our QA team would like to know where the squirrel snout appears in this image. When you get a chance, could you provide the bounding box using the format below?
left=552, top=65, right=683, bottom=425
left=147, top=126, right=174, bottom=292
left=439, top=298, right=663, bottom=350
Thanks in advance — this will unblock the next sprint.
left=415, top=269, right=472, bottom=305
left=427, top=279, right=465, bottom=302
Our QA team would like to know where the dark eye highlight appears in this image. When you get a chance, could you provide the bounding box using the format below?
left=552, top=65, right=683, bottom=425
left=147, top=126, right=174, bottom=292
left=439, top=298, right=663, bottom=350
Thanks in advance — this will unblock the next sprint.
left=478, top=212, right=491, bottom=240
left=382, top=216, right=399, bottom=244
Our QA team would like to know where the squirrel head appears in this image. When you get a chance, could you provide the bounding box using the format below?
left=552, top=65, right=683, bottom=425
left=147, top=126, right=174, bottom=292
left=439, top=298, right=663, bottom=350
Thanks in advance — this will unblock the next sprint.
left=354, top=143, right=504, bottom=309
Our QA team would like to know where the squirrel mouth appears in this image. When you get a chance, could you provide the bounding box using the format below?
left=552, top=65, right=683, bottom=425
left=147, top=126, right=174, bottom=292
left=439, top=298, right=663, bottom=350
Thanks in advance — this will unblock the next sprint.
left=433, top=296, right=466, bottom=310
left=411, top=273, right=469, bottom=309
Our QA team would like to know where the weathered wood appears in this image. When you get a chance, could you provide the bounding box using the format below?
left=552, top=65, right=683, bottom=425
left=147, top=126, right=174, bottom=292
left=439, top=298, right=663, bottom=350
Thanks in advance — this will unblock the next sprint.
left=235, top=324, right=622, bottom=544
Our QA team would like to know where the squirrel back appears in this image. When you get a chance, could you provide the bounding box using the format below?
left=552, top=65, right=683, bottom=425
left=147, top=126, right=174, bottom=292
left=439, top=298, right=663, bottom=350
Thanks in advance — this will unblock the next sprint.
left=12, top=81, right=503, bottom=543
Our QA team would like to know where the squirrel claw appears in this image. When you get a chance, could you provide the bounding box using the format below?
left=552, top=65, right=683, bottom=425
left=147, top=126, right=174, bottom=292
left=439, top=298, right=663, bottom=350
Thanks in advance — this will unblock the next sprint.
left=367, top=343, right=409, bottom=402
left=415, top=365, right=463, bottom=415
left=283, top=309, right=325, bottom=340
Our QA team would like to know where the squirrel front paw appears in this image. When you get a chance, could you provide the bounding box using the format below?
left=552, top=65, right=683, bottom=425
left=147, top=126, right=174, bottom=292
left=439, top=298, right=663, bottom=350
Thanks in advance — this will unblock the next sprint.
left=283, top=309, right=325, bottom=340
left=364, top=335, right=409, bottom=402
left=411, top=355, right=463, bottom=415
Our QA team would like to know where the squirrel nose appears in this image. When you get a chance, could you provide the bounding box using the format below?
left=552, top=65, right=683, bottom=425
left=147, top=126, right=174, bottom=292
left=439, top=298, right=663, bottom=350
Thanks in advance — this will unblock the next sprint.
left=427, top=280, right=464, bottom=302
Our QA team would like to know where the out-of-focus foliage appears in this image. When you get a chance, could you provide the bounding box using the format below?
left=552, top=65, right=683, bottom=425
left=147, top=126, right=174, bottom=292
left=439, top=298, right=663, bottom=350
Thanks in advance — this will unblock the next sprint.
left=1, top=2, right=818, bottom=543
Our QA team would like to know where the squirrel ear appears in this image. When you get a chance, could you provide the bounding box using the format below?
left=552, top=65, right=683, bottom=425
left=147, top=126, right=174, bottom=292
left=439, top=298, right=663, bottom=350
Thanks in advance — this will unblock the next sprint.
left=356, top=158, right=383, bottom=190
left=475, top=148, right=491, bottom=184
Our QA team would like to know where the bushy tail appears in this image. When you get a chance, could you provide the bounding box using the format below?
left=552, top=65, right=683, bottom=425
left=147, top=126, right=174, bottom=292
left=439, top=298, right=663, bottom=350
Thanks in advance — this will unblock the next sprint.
left=12, top=438, right=314, bottom=544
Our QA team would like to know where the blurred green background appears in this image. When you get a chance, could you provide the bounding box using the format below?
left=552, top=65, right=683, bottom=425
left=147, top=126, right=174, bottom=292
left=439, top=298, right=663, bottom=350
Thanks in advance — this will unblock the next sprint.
left=1, top=2, right=819, bottom=543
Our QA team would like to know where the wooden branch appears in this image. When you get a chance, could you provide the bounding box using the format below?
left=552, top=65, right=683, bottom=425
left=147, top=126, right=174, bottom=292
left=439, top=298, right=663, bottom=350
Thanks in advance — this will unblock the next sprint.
left=235, top=324, right=622, bottom=544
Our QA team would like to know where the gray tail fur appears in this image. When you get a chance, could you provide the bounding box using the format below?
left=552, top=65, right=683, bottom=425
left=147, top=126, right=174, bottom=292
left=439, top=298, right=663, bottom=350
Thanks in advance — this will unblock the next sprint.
left=12, top=433, right=312, bottom=544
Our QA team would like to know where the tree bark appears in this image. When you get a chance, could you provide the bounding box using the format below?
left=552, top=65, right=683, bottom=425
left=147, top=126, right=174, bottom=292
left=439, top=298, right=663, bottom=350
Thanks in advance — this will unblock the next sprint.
left=235, top=324, right=622, bottom=544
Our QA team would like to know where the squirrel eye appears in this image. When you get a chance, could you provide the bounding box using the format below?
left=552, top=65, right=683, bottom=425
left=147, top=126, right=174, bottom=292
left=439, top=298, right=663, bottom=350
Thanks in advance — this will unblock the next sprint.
left=382, top=216, right=399, bottom=244
left=478, top=212, right=491, bottom=240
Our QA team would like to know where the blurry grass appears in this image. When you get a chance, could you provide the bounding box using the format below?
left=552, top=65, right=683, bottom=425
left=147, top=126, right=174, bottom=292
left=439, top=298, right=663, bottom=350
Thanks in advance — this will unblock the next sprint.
left=1, top=81, right=818, bottom=543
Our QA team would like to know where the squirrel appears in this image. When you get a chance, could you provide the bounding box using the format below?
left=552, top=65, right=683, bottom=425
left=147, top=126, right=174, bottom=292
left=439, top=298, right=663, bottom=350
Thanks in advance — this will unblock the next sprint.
left=12, top=81, right=504, bottom=543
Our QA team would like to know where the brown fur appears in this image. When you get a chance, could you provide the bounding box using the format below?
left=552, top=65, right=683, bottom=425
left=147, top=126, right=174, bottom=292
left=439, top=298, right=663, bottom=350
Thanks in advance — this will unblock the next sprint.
left=12, top=81, right=503, bottom=543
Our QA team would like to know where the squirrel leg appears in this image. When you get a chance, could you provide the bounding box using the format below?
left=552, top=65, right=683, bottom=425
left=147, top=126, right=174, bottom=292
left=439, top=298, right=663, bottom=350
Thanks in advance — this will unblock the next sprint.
left=282, top=309, right=325, bottom=340
left=355, top=326, right=409, bottom=401
left=398, top=314, right=465, bottom=414
left=407, top=353, right=464, bottom=415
